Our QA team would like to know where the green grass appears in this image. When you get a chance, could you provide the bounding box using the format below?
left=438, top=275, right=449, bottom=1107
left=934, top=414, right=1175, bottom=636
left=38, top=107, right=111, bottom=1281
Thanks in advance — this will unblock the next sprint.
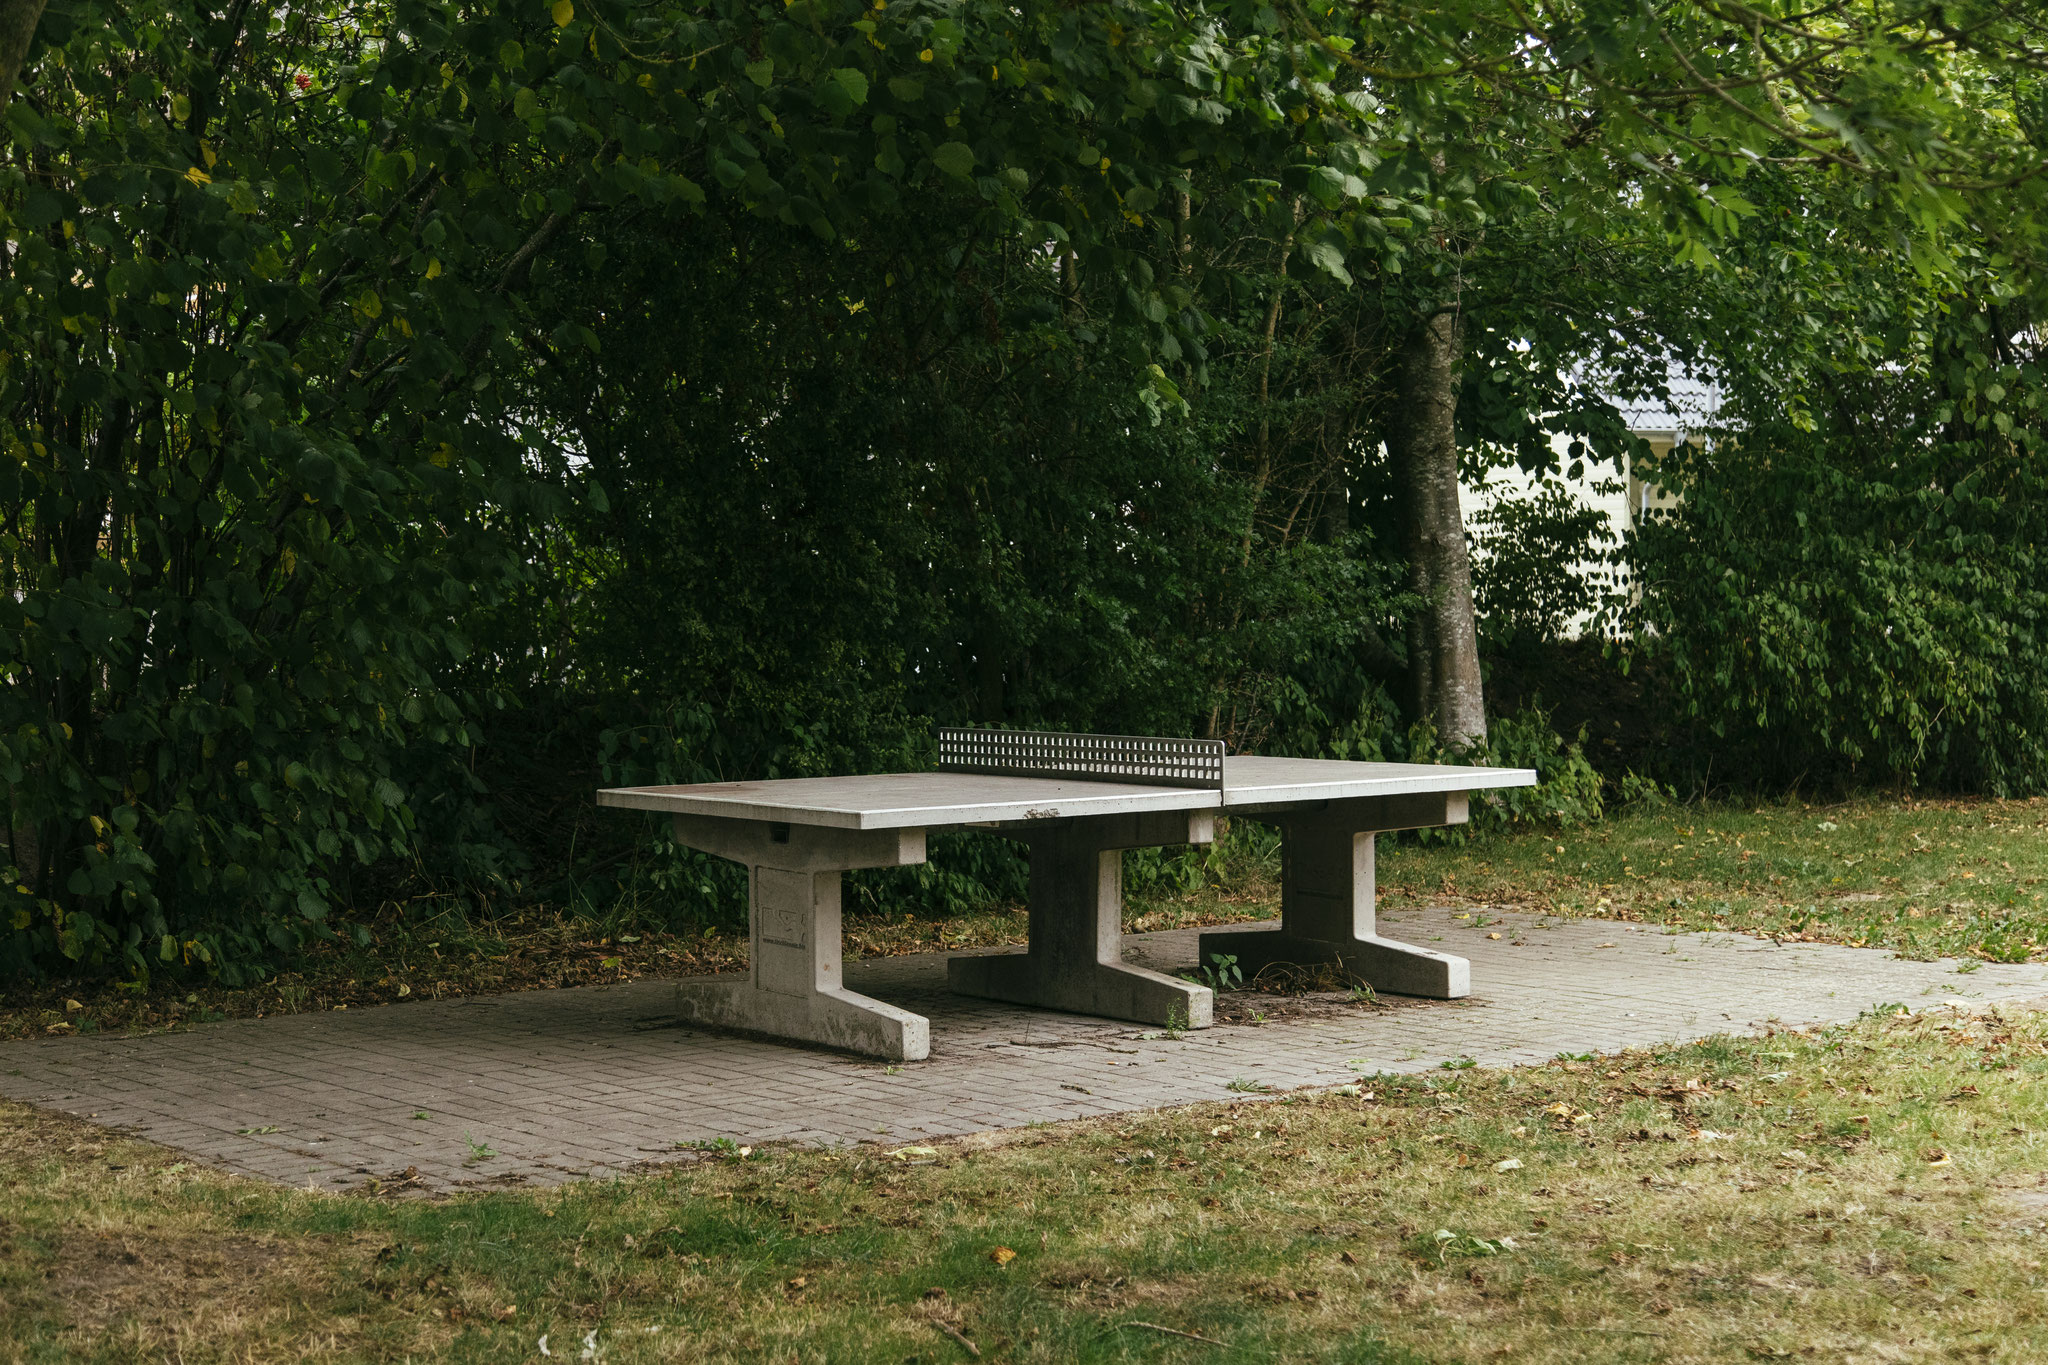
left=9, top=1004, right=2048, bottom=1361
left=1377, top=794, right=2048, bottom=963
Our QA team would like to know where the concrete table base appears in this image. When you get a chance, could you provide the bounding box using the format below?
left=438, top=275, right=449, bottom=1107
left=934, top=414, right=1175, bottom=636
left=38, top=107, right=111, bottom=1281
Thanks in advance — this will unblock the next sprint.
left=1201, top=793, right=1473, bottom=1000
left=947, top=810, right=1216, bottom=1031
left=666, top=815, right=933, bottom=1061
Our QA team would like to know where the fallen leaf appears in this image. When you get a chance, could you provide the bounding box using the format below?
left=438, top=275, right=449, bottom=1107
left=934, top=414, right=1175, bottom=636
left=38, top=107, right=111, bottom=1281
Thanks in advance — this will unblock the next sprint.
left=1924, top=1150, right=1952, bottom=1167
left=989, top=1246, right=1017, bottom=1267
left=885, top=1145, right=939, bottom=1161
left=1545, top=1105, right=1595, bottom=1125
left=1487, top=932, right=1502, bottom=940
left=494, top=1305, right=517, bottom=1322
left=1495, top=1157, right=1524, bottom=1172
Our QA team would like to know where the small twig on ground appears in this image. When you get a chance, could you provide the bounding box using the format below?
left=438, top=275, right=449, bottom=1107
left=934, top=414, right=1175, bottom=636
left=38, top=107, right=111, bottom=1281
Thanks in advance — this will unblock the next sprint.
left=1115, top=1320, right=1229, bottom=1346
left=1572, top=1326, right=1668, bottom=1336
left=930, top=1320, right=980, bottom=1357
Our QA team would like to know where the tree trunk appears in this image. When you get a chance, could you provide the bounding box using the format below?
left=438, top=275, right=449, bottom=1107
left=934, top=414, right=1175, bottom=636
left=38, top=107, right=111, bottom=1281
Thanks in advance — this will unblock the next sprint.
left=0, top=0, right=48, bottom=111
left=1391, top=309, right=1487, bottom=750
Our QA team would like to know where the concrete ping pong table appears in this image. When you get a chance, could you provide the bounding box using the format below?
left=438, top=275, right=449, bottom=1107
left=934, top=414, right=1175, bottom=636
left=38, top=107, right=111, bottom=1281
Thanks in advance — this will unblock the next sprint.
left=598, top=729, right=1536, bottom=1061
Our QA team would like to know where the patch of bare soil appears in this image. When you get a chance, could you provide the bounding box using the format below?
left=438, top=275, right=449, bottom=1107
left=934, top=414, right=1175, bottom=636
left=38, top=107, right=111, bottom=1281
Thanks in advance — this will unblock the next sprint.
left=1991, top=1173, right=2048, bottom=1228
left=25, top=1229, right=314, bottom=1332
left=1210, top=960, right=1478, bottom=1026
left=1212, top=990, right=1474, bottom=1025
left=0, top=1101, right=394, bottom=1351
left=1213, top=990, right=1382, bottom=1025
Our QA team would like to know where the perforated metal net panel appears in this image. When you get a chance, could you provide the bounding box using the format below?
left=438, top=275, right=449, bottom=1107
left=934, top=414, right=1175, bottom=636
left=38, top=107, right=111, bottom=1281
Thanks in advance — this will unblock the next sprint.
left=936, top=728, right=1226, bottom=790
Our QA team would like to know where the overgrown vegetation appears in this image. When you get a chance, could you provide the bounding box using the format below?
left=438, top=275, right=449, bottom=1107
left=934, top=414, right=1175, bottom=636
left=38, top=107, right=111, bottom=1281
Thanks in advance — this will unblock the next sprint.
left=7, top=0, right=2048, bottom=989
left=9, top=1003, right=2048, bottom=1361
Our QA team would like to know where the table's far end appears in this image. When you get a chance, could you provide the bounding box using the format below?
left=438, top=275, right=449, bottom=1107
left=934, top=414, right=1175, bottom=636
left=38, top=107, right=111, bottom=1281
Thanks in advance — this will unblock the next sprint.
left=1220, top=755, right=1539, bottom=808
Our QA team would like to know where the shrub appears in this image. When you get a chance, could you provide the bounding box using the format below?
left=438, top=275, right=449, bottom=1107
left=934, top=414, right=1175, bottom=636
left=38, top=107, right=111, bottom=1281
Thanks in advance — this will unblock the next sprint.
left=1630, top=420, right=2048, bottom=795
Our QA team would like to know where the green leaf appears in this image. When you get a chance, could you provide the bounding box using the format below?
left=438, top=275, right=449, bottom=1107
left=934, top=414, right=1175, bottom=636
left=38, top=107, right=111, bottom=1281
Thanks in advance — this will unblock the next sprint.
left=745, top=58, right=774, bottom=90
left=931, top=142, right=976, bottom=178
left=830, top=68, right=869, bottom=108
left=1302, top=238, right=1353, bottom=285
left=1706, top=184, right=1760, bottom=218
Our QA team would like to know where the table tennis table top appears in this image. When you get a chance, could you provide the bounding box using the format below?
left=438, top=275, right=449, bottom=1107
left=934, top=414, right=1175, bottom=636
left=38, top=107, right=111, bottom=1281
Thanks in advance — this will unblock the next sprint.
left=597, top=755, right=1537, bottom=831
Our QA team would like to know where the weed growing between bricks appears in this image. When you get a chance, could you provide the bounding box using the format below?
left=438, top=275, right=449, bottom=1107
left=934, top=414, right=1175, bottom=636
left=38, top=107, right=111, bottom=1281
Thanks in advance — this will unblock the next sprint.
left=7, top=1004, right=2048, bottom=1361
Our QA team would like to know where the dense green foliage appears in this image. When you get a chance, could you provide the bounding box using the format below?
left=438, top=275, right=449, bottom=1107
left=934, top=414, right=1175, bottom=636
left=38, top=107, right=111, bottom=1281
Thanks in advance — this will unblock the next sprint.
left=5, top=0, right=2048, bottom=981
left=1624, top=166, right=2048, bottom=796
left=0, top=1, right=591, bottom=978
left=1635, top=390, right=2048, bottom=796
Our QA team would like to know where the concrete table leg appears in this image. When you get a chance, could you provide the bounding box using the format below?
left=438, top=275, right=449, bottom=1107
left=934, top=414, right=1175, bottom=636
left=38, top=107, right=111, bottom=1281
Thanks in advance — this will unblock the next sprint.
left=948, top=810, right=1215, bottom=1029
left=667, top=816, right=931, bottom=1061
left=1199, top=793, right=1472, bottom=999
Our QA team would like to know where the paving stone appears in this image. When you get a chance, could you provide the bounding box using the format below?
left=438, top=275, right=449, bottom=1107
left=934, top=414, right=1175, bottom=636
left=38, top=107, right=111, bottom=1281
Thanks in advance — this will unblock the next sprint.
left=3, top=906, right=2043, bottom=1193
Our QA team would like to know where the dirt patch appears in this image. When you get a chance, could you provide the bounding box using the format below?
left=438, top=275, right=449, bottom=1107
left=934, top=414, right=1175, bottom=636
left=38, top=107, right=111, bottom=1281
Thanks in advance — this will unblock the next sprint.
left=1213, top=987, right=1473, bottom=1027
left=0, top=1099, right=401, bottom=1353
left=25, top=1229, right=317, bottom=1332
left=1991, top=1175, right=2048, bottom=1227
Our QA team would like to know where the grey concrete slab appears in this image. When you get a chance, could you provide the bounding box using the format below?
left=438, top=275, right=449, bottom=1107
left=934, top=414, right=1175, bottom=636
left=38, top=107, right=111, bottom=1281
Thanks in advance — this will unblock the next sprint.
left=1220, top=755, right=1535, bottom=805
left=2, top=904, right=2042, bottom=1195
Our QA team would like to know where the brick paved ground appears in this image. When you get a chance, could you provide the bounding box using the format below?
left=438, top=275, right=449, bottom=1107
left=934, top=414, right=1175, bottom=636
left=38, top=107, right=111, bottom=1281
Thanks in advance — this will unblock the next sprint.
left=4, top=905, right=2043, bottom=1195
